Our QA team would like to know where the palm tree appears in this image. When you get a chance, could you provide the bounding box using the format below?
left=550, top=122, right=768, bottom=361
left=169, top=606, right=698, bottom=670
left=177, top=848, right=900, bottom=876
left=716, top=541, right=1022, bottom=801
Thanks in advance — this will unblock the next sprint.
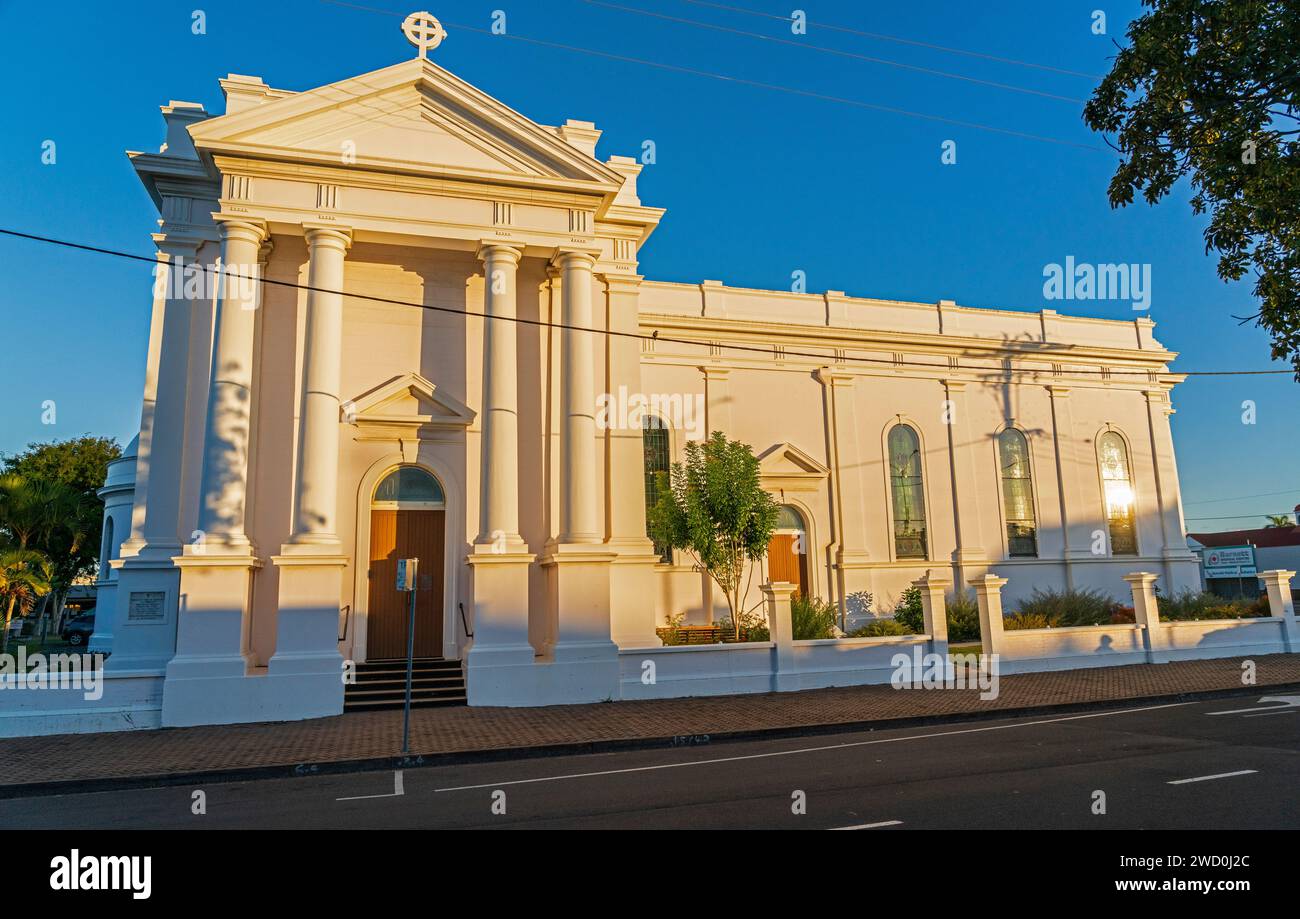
left=1264, top=514, right=1295, bottom=528
left=0, top=549, right=53, bottom=653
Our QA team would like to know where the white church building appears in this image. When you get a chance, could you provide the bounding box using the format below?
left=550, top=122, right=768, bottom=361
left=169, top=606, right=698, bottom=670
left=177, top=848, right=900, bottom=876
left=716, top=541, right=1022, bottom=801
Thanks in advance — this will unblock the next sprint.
left=81, top=14, right=1210, bottom=728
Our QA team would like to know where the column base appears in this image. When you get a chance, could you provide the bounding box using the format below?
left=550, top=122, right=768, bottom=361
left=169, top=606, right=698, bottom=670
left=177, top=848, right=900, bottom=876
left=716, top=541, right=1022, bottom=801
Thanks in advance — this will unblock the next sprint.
left=266, top=550, right=348, bottom=720
left=162, top=552, right=260, bottom=727
left=465, top=547, right=538, bottom=704
left=532, top=545, right=619, bottom=702
left=106, top=557, right=181, bottom=673
left=609, top=551, right=663, bottom=648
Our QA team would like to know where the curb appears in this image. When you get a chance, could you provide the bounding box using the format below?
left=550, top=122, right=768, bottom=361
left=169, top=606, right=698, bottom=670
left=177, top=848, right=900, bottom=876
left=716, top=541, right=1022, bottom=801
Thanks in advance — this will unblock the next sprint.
left=4, top=678, right=1297, bottom=800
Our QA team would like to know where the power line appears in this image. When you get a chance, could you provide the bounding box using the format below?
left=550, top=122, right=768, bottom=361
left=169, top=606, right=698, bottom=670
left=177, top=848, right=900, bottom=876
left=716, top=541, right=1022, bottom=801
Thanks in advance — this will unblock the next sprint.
left=319, top=0, right=1108, bottom=153
left=1184, top=488, right=1300, bottom=506
left=579, top=0, right=1088, bottom=105
left=1185, top=512, right=1297, bottom=522
left=2, top=227, right=1291, bottom=381
left=681, top=0, right=1106, bottom=80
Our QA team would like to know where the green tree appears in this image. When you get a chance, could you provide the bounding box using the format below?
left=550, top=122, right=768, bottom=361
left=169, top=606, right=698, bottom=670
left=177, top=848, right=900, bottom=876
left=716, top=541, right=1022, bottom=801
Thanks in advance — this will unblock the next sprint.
left=1265, top=513, right=1295, bottom=527
left=0, top=436, right=119, bottom=640
left=1082, top=0, right=1300, bottom=375
left=0, top=549, right=52, bottom=653
left=648, top=432, right=779, bottom=641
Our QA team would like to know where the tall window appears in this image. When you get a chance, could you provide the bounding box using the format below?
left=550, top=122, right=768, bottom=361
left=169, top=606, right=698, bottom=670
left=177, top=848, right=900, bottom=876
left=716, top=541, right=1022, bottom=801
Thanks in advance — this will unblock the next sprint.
left=998, top=429, right=1038, bottom=557
left=888, top=424, right=928, bottom=559
left=1098, top=431, right=1137, bottom=556
left=642, top=416, right=671, bottom=562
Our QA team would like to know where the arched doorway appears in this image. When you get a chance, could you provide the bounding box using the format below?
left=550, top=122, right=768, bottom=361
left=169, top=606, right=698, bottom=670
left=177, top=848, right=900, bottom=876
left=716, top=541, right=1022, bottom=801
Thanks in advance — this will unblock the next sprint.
left=366, top=466, right=446, bottom=660
left=767, top=504, right=810, bottom=597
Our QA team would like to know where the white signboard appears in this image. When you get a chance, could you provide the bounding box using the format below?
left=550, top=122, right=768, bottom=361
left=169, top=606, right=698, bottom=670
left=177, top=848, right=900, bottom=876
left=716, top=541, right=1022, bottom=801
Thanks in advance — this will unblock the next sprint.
left=1203, top=545, right=1256, bottom=579
left=396, top=558, right=419, bottom=592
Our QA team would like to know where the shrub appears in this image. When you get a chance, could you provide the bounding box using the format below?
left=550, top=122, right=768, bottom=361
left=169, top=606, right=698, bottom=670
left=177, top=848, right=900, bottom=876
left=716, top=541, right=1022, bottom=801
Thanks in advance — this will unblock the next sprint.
left=1004, top=612, right=1053, bottom=631
left=945, top=591, right=982, bottom=642
left=1158, top=590, right=1269, bottom=621
left=1015, top=587, right=1117, bottom=627
left=850, top=618, right=910, bottom=638
left=716, top=606, right=771, bottom=642
left=891, top=586, right=924, bottom=634
left=790, top=594, right=837, bottom=640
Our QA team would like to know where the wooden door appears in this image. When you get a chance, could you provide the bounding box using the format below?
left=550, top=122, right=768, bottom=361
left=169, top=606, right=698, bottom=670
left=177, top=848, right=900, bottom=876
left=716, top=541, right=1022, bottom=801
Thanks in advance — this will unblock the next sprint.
left=767, top=533, right=809, bottom=597
left=367, top=509, right=445, bottom=660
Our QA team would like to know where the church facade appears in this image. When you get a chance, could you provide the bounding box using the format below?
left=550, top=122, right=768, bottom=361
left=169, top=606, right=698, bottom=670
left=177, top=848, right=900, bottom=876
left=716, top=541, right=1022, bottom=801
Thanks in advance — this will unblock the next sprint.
left=97, top=21, right=1201, bottom=725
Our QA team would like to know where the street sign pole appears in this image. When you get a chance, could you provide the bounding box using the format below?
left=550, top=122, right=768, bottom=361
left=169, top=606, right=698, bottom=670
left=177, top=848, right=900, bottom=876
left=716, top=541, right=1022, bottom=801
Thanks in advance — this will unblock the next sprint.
left=396, top=558, right=419, bottom=756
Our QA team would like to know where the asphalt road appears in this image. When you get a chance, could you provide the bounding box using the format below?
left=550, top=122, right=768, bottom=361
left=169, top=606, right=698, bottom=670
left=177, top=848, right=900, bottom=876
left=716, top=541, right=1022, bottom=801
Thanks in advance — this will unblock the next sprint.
left=6, top=695, right=1299, bottom=829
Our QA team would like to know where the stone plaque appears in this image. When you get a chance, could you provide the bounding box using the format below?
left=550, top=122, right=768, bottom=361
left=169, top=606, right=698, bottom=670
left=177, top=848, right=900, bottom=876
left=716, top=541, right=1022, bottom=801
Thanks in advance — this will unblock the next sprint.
left=127, top=590, right=166, bottom=622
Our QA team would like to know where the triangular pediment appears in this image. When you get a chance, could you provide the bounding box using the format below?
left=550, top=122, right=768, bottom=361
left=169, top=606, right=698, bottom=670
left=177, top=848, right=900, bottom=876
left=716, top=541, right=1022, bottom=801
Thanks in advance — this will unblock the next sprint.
left=757, top=442, right=829, bottom=490
left=188, top=59, right=623, bottom=189
left=344, top=372, right=475, bottom=432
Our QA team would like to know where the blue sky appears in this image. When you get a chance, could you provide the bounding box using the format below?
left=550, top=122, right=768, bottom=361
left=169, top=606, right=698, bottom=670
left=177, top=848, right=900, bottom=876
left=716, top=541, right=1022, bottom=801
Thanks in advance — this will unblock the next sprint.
left=0, top=0, right=1295, bottom=530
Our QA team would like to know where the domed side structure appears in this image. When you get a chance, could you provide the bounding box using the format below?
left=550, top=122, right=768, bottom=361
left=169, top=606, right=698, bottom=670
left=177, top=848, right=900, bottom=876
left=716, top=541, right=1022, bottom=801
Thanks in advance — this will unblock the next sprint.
left=89, top=434, right=139, bottom=655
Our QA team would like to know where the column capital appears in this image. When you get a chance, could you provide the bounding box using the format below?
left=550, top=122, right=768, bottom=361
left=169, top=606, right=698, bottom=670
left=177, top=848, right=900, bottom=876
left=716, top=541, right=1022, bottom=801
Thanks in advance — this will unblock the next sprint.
left=968, top=573, right=1008, bottom=591
left=1046, top=384, right=1072, bottom=398
left=212, top=214, right=268, bottom=245
left=596, top=272, right=643, bottom=292
left=941, top=378, right=967, bottom=393
left=815, top=367, right=855, bottom=387
left=1122, top=571, right=1161, bottom=587
left=476, top=240, right=524, bottom=264
left=151, top=232, right=205, bottom=258
left=698, top=365, right=730, bottom=381
left=303, top=224, right=353, bottom=251
left=551, top=246, right=601, bottom=271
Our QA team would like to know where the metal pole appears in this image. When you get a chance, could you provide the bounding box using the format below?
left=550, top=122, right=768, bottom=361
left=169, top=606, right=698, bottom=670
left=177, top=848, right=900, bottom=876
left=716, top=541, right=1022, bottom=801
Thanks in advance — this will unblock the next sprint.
left=401, top=584, right=417, bottom=755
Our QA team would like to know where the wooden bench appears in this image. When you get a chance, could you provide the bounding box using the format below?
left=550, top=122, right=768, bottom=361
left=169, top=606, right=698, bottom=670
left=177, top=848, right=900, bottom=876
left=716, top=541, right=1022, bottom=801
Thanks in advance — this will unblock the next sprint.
left=656, top=625, right=727, bottom=645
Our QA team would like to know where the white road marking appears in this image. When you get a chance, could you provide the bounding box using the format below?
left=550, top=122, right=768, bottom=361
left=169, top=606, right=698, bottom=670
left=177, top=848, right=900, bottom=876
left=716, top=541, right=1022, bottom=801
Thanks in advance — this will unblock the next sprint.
left=1244, top=709, right=1296, bottom=718
left=434, top=701, right=1195, bottom=793
left=829, top=820, right=903, bottom=831
left=1167, top=769, right=1258, bottom=785
left=336, top=770, right=405, bottom=801
left=1207, top=694, right=1300, bottom=716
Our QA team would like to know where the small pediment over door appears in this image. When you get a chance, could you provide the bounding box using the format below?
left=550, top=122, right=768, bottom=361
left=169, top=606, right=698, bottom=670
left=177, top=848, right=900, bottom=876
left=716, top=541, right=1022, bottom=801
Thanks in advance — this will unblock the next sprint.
left=757, top=442, right=829, bottom=492
left=343, top=372, right=475, bottom=443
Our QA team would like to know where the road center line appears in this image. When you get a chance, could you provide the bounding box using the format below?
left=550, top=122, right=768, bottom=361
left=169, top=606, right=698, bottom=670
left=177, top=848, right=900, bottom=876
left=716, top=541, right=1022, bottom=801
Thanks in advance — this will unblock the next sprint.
left=829, top=820, right=903, bottom=831
left=1167, top=769, right=1258, bottom=785
left=434, top=701, right=1195, bottom=793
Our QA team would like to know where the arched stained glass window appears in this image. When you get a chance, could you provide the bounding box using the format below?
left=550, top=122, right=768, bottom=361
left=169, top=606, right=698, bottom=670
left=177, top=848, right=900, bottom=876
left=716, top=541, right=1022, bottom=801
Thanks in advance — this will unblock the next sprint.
left=998, top=429, right=1038, bottom=557
left=888, top=424, right=928, bottom=559
left=373, top=467, right=445, bottom=507
left=1098, top=431, right=1137, bottom=556
left=642, top=415, right=671, bottom=563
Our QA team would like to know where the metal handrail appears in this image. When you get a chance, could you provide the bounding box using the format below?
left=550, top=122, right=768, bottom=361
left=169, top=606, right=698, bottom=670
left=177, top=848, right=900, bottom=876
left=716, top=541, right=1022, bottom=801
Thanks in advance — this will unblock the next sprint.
left=458, top=602, right=473, bottom=639
left=337, top=604, right=352, bottom=643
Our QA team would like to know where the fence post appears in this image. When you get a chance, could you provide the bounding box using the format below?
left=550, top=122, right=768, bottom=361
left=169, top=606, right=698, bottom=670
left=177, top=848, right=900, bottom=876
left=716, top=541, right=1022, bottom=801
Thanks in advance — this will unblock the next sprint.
left=968, top=574, right=1007, bottom=661
left=1123, top=572, right=1162, bottom=662
left=1257, top=570, right=1298, bottom=652
left=762, top=581, right=798, bottom=692
left=913, top=569, right=952, bottom=658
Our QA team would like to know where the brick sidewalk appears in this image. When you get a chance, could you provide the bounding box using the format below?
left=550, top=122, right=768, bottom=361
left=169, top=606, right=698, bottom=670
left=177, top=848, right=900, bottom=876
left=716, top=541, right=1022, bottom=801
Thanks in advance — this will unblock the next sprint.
left=3, top=654, right=1298, bottom=793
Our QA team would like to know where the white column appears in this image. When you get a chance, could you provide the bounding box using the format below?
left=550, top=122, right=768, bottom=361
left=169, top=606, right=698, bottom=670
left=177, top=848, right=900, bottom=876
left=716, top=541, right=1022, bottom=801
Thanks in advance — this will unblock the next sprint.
left=556, top=248, right=602, bottom=544
left=1257, top=570, right=1298, bottom=652
left=133, top=234, right=203, bottom=557
left=476, top=242, right=525, bottom=547
left=943, top=380, right=987, bottom=585
left=1047, top=385, right=1090, bottom=587
left=969, top=573, right=1007, bottom=660
left=193, top=217, right=268, bottom=552
left=288, top=225, right=352, bottom=547
left=1123, top=571, right=1163, bottom=661
left=600, top=272, right=661, bottom=648
left=913, top=568, right=952, bottom=654
left=465, top=242, right=538, bottom=705
left=762, top=582, right=798, bottom=692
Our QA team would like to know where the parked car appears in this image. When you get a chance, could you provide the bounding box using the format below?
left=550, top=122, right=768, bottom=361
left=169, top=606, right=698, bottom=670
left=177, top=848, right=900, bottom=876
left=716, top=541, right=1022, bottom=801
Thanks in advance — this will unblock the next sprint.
left=61, top=615, right=95, bottom=646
